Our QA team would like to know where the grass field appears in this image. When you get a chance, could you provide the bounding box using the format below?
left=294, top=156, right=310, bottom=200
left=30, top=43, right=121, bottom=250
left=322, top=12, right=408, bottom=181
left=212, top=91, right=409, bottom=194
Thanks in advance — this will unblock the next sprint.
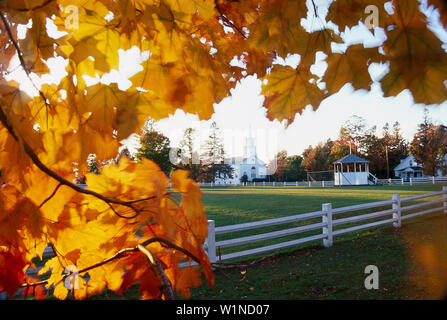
left=201, top=184, right=447, bottom=226
left=32, top=183, right=447, bottom=300
left=188, top=183, right=447, bottom=300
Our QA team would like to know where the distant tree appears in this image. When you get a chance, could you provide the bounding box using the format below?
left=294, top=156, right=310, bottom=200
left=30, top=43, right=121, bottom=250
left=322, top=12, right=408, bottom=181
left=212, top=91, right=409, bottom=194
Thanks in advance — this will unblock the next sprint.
left=329, top=137, right=352, bottom=162
left=326, top=116, right=411, bottom=178
left=81, top=149, right=132, bottom=183
left=302, top=139, right=334, bottom=173
left=240, top=173, right=248, bottom=184
left=335, top=115, right=376, bottom=157
left=284, top=155, right=306, bottom=181
left=272, top=150, right=288, bottom=181
left=411, top=115, right=447, bottom=176
left=87, top=154, right=100, bottom=174
left=178, top=128, right=202, bottom=181
left=115, top=147, right=134, bottom=163
left=201, top=122, right=234, bottom=183
left=365, top=122, right=409, bottom=178
left=136, top=130, right=173, bottom=175
left=339, top=116, right=369, bottom=154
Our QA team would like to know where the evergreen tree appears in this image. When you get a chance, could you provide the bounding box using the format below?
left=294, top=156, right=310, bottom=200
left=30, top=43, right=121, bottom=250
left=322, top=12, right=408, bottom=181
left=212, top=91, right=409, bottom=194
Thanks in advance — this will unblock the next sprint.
left=178, top=128, right=203, bottom=181
left=201, top=122, right=233, bottom=183
left=87, top=154, right=100, bottom=174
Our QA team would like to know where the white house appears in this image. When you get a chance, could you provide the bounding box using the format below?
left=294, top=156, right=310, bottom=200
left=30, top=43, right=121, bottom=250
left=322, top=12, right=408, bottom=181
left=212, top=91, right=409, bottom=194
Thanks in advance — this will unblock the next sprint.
left=393, top=155, right=425, bottom=180
left=394, top=154, right=447, bottom=180
left=215, top=132, right=267, bottom=184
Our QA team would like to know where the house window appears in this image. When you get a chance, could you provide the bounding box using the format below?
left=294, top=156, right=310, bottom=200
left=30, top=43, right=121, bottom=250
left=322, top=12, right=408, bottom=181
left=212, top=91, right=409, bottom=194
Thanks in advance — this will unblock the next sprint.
left=251, top=166, right=256, bottom=178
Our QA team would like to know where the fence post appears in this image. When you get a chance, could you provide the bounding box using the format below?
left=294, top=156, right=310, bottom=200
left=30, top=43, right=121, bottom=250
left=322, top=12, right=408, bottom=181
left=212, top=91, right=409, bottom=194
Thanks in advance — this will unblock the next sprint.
left=392, top=194, right=401, bottom=228
left=296, top=181, right=298, bottom=187
left=322, top=180, right=325, bottom=187
left=206, top=220, right=216, bottom=264
left=273, top=181, right=275, bottom=187
left=443, top=186, right=447, bottom=215
left=432, top=176, right=435, bottom=184
left=308, top=181, right=311, bottom=188
left=322, top=203, right=333, bottom=248
left=401, top=178, right=404, bottom=185
left=410, top=178, right=413, bottom=186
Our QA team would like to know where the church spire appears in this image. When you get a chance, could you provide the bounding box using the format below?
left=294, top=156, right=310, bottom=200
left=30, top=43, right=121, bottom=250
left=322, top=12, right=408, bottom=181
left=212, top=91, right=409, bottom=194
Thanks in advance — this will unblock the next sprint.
left=244, top=125, right=256, bottom=163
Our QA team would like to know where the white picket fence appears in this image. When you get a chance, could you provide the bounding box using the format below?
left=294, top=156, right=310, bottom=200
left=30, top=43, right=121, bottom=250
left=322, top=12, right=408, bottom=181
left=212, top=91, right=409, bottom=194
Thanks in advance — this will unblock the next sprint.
left=203, top=186, right=447, bottom=264
left=378, top=176, right=447, bottom=185
left=199, top=181, right=335, bottom=187
left=199, top=176, right=447, bottom=187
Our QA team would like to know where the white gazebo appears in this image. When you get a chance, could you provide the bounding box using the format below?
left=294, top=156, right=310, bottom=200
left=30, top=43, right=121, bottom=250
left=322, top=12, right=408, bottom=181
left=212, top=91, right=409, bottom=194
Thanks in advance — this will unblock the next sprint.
left=333, top=154, right=371, bottom=186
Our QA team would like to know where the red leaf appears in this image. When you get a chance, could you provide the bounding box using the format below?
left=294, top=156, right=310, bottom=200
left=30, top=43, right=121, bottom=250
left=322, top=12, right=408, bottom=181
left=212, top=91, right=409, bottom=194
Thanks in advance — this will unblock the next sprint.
left=0, top=251, right=26, bottom=298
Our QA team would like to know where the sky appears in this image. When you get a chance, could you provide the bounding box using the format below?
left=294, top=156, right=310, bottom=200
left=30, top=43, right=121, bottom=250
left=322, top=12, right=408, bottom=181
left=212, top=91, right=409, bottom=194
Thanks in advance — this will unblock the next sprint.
left=5, top=0, right=447, bottom=164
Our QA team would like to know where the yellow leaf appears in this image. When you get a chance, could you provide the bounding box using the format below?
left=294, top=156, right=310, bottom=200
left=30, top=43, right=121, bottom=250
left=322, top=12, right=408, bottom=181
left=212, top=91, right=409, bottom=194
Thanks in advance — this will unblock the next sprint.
left=261, top=65, right=326, bottom=125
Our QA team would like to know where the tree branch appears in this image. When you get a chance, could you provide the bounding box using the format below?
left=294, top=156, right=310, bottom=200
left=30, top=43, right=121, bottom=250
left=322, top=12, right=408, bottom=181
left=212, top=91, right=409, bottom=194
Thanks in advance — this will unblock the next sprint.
left=0, top=11, right=49, bottom=109
left=214, top=0, right=247, bottom=39
left=137, top=245, right=175, bottom=300
left=20, top=237, right=202, bottom=297
left=0, top=105, right=163, bottom=218
left=311, top=0, right=318, bottom=18
left=0, top=12, right=153, bottom=219
left=39, top=183, right=62, bottom=208
left=5, top=0, right=55, bottom=12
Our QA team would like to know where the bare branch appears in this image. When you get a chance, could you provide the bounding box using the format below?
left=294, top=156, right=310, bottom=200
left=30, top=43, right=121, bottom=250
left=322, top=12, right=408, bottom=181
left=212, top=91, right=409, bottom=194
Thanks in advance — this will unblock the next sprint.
left=214, top=0, right=247, bottom=39
left=137, top=245, right=175, bottom=300
left=0, top=12, right=49, bottom=109
left=39, top=183, right=62, bottom=208
left=311, top=0, right=318, bottom=18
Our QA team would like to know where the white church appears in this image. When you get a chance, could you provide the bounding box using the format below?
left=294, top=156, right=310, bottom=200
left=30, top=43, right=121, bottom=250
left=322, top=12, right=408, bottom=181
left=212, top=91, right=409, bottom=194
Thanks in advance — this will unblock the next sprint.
left=215, top=131, right=267, bottom=184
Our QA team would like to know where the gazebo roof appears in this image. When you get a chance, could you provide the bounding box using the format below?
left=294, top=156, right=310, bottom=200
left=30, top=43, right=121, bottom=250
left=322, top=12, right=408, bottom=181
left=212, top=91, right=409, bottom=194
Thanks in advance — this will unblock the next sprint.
left=333, top=154, right=369, bottom=164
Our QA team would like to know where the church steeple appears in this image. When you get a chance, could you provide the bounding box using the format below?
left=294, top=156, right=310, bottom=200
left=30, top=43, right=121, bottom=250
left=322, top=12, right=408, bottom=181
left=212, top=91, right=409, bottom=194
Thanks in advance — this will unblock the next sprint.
left=244, top=126, right=257, bottom=164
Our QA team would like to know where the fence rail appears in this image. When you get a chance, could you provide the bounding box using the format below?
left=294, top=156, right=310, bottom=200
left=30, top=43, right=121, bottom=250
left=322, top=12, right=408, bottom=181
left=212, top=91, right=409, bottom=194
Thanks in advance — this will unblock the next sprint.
left=37, top=185, right=447, bottom=270
left=199, top=181, right=336, bottom=187
left=203, top=186, right=447, bottom=264
left=199, top=176, right=447, bottom=187
left=378, top=176, right=447, bottom=185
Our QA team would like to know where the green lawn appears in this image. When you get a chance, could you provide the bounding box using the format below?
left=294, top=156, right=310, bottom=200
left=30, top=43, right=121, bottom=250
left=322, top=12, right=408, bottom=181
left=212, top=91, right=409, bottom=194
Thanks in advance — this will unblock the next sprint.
left=32, top=183, right=447, bottom=300
left=200, top=184, right=446, bottom=261
left=201, top=184, right=446, bottom=226
left=188, top=184, right=447, bottom=300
